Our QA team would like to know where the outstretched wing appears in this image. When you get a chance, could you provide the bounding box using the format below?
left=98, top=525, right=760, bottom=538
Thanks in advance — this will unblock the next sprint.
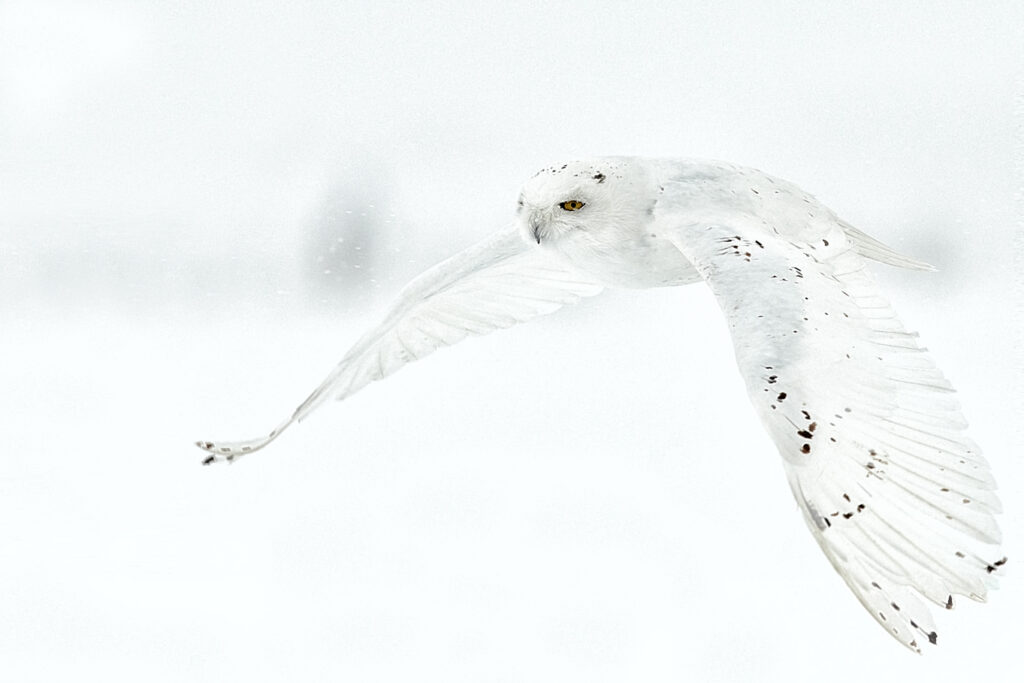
left=656, top=184, right=1004, bottom=652
left=197, top=227, right=603, bottom=462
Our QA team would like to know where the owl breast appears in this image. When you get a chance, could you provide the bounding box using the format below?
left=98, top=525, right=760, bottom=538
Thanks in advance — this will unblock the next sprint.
left=548, top=227, right=699, bottom=288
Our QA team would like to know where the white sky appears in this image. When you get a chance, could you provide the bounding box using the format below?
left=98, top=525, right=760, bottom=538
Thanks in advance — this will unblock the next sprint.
left=1, top=1, right=1022, bottom=681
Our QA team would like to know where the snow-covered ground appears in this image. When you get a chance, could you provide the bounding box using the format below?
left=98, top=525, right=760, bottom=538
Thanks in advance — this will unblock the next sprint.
left=2, top=2, right=1021, bottom=681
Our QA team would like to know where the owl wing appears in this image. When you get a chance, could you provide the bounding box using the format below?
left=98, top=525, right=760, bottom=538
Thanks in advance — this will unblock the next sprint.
left=197, top=227, right=603, bottom=462
left=656, top=182, right=1004, bottom=652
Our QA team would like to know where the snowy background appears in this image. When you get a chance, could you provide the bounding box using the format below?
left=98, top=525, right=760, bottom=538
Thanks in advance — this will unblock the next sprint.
left=1, top=1, right=1022, bottom=681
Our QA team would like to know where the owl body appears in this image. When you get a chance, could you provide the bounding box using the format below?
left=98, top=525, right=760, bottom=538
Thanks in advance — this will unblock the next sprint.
left=199, top=156, right=1003, bottom=652
left=517, top=157, right=851, bottom=289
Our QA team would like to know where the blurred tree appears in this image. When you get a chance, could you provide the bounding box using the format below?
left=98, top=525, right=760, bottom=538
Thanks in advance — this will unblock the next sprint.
left=303, top=160, right=391, bottom=315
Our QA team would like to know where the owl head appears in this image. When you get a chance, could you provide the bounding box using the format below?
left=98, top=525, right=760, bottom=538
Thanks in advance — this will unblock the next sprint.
left=516, top=157, right=658, bottom=247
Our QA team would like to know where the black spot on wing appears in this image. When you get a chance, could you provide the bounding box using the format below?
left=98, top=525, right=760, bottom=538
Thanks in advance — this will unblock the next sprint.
left=986, top=557, right=1008, bottom=573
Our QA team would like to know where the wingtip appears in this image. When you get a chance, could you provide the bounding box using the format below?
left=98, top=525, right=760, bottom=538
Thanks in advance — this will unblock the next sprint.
left=193, top=422, right=289, bottom=465
left=882, top=254, right=936, bottom=272
left=197, top=441, right=221, bottom=465
left=195, top=439, right=238, bottom=465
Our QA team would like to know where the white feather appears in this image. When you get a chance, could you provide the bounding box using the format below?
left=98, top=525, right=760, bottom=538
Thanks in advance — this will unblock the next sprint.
left=197, top=228, right=603, bottom=460
left=655, top=167, right=1004, bottom=651
left=197, top=157, right=1004, bottom=650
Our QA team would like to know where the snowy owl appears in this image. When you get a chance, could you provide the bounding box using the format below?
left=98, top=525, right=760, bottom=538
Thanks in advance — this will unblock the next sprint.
left=198, top=157, right=1004, bottom=651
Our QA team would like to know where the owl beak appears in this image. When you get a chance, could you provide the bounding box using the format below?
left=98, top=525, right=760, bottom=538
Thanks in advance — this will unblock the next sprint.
left=530, top=216, right=543, bottom=244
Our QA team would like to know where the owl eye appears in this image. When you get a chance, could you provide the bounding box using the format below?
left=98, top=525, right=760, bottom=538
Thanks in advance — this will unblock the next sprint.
left=559, top=200, right=586, bottom=211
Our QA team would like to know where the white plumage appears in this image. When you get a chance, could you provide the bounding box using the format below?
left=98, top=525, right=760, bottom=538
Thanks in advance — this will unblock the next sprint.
left=198, top=157, right=1004, bottom=651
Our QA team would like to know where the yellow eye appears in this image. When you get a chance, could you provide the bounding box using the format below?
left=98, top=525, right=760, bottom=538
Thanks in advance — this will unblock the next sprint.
left=559, top=200, right=585, bottom=211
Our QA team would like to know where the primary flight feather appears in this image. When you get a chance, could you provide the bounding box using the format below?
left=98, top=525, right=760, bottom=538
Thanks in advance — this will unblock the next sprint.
left=197, top=157, right=1004, bottom=651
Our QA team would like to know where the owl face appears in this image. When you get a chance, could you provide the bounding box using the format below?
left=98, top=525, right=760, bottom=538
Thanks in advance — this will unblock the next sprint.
left=516, top=158, right=655, bottom=246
